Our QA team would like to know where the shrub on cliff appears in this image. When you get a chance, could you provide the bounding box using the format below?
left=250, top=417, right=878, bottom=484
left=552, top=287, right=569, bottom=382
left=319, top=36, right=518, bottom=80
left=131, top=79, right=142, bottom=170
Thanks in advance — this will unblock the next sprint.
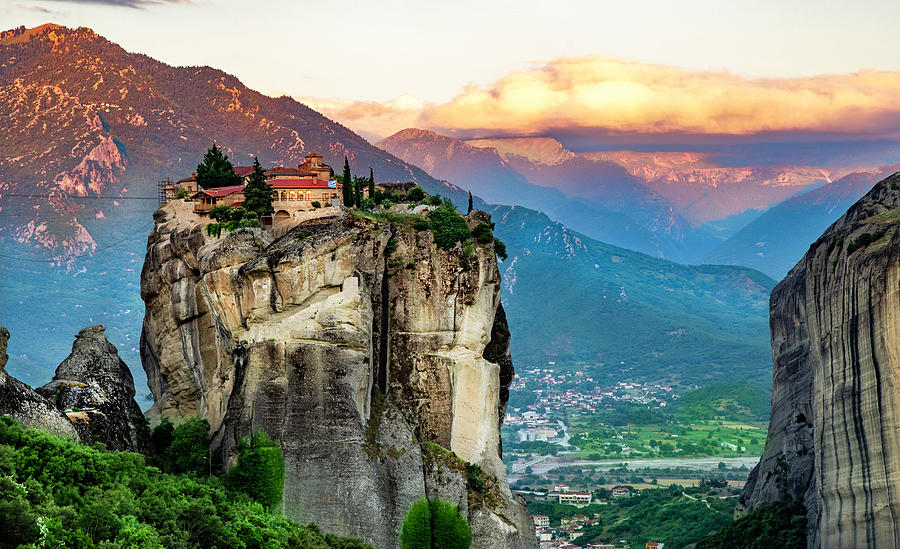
left=227, top=430, right=285, bottom=510
left=400, top=497, right=471, bottom=549
left=427, top=207, right=470, bottom=250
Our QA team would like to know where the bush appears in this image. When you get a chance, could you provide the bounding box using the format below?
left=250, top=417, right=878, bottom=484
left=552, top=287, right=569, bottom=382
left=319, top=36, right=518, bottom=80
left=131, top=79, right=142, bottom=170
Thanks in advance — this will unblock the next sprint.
left=358, top=198, right=376, bottom=211
left=428, top=194, right=443, bottom=207
left=401, top=499, right=432, bottom=549
left=168, top=417, right=210, bottom=475
left=413, top=218, right=430, bottom=231
left=311, top=201, right=322, bottom=209
left=176, top=187, right=189, bottom=199
left=493, top=237, right=508, bottom=261
left=429, top=499, right=471, bottom=549
left=847, top=229, right=886, bottom=253
left=227, top=431, right=285, bottom=510
left=427, top=207, right=471, bottom=250
left=406, top=186, right=427, bottom=203
left=400, top=498, right=471, bottom=549
left=471, top=222, right=494, bottom=244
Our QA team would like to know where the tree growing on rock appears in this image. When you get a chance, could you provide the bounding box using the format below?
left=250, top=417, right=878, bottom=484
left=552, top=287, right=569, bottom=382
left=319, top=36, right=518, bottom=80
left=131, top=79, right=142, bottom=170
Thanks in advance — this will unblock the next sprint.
left=242, top=157, right=274, bottom=218
left=196, top=143, right=242, bottom=189
left=227, top=430, right=285, bottom=510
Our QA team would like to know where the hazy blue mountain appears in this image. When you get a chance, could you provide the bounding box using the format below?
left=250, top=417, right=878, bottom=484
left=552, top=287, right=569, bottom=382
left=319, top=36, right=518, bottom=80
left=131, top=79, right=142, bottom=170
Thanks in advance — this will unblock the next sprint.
left=491, top=205, right=775, bottom=386
left=702, top=165, right=900, bottom=278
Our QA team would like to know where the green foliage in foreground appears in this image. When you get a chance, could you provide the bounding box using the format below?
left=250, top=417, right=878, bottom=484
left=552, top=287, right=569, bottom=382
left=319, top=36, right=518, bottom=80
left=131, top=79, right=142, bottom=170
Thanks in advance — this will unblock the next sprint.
left=0, top=417, right=370, bottom=549
left=695, top=499, right=805, bottom=549
left=401, top=498, right=471, bottom=549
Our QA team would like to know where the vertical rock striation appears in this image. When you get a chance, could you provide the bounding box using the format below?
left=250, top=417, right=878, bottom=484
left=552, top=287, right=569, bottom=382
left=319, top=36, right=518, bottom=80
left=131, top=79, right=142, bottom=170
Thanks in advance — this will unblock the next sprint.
left=140, top=202, right=536, bottom=548
left=739, top=171, right=900, bottom=548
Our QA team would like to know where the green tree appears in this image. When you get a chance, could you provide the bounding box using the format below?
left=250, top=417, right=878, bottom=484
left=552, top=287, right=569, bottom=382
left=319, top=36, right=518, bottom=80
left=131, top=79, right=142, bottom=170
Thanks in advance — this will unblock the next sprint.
left=406, top=186, right=427, bottom=203
left=196, top=143, right=243, bottom=189
left=168, top=417, right=210, bottom=475
left=353, top=176, right=365, bottom=208
left=227, top=430, right=285, bottom=510
left=429, top=499, right=471, bottom=549
left=243, top=157, right=275, bottom=218
left=401, top=499, right=432, bottom=549
left=400, top=498, right=471, bottom=549
left=342, top=156, right=354, bottom=207
left=467, top=192, right=473, bottom=214
left=368, top=167, right=375, bottom=199
left=427, top=206, right=471, bottom=250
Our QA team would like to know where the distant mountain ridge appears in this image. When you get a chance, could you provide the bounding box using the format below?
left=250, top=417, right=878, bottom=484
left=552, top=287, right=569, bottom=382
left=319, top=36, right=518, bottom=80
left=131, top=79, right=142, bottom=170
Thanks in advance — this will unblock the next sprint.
left=0, top=24, right=462, bottom=261
left=0, top=23, right=466, bottom=389
left=703, top=164, right=900, bottom=278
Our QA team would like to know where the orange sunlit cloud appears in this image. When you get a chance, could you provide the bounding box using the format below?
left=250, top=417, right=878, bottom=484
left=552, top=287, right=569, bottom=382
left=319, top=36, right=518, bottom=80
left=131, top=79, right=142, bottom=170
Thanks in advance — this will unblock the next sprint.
left=301, top=56, right=900, bottom=142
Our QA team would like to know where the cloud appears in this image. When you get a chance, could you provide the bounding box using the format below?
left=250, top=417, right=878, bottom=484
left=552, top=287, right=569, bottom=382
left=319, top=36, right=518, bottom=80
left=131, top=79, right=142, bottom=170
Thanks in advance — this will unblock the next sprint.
left=298, top=95, right=427, bottom=143
left=37, top=0, right=190, bottom=8
left=305, top=56, right=900, bottom=142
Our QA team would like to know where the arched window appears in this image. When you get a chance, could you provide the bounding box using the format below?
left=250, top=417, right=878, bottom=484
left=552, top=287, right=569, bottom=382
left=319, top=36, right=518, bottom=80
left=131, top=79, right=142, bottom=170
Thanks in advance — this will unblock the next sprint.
left=289, top=191, right=296, bottom=201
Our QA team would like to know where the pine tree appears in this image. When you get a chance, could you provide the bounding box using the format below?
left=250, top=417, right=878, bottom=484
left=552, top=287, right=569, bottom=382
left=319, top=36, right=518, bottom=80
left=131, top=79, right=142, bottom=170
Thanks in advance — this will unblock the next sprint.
left=467, top=191, right=473, bottom=214
left=342, top=156, right=354, bottom=207
left=368, top=167, right=375, bottom=199
left=196, top=143, right=242, bottom=189
left=242, top=157, right=274, bottom=218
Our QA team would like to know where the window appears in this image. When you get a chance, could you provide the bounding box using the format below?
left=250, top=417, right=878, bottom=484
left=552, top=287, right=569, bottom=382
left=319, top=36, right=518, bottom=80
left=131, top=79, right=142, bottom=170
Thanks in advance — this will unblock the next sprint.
left=289, top=191, right=296, bottom=201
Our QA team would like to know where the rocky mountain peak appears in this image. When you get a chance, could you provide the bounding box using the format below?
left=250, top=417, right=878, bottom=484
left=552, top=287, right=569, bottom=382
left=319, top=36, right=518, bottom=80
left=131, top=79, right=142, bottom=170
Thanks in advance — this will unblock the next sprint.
left=36, top=324, right=148, bottom=451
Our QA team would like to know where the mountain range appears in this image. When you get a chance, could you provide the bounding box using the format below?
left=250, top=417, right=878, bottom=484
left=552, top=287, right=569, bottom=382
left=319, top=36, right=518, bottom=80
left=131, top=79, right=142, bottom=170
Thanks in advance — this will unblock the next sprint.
left=3, top=23, right=891, bottom=401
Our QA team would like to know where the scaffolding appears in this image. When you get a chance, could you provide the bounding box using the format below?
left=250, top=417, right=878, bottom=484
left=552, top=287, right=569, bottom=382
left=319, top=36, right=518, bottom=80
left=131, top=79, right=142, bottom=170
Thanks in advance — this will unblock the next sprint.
left=157, top=178, right=171, bottom=207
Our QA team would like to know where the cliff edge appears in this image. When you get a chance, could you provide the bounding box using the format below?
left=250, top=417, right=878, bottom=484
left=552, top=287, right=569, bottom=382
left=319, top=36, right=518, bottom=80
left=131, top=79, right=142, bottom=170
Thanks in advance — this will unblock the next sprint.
left=140, top=201, right=535, bottom=548
left=738, top=171, right=900, bottom=547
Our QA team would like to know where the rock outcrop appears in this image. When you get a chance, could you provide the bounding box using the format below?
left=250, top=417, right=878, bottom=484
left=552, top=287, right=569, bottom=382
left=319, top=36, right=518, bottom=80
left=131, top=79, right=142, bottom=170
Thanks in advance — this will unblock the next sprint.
left=0, top=326, right=80, bottom=439
left=36, top=325, right=150, bottom=452
left=738, top=171, right=900, bottom=548
left=140, top=202, right=536, bottom=548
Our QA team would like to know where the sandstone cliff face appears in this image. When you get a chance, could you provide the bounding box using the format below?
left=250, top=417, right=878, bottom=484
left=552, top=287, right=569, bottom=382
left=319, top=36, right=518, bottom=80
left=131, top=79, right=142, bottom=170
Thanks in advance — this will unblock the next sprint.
left=37, top=325, right=150, bottom=452
left=0, top=326, right=81, bottom=439
left=140, top=202, right=535, bottom=549
left=739, top=171, right=900, bottom=548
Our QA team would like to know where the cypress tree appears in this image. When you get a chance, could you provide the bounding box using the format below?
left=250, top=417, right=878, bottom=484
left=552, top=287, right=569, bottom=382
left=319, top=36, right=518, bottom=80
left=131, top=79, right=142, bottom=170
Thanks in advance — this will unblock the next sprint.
left=196, top=143, right=242, bottom=189
left=368, top=167, right=375, bottom=199
left=242, top=157, right=274, bottom=218
left=342, top=156, right=354, bottom=207
left=354, top=176, right=363, bottom=207
left=467, top=191, right=473, bottom=214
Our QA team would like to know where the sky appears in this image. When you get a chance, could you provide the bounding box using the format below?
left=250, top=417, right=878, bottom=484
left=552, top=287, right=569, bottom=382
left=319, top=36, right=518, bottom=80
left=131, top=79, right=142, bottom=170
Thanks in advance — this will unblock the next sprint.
left=5, top=0, right=900, bottom=142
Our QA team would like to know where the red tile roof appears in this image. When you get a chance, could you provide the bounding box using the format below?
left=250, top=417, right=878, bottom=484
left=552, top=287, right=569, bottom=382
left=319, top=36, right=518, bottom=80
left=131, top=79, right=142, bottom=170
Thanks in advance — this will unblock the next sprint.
left=177, top=175, right=196, bottom=183
left=195, top=184, right=245, bottom=198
